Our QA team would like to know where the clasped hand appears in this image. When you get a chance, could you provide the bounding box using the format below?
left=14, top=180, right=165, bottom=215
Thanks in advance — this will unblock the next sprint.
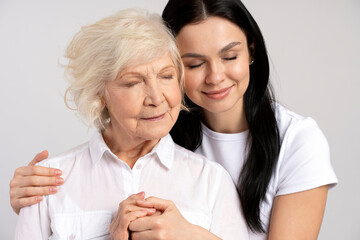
left=110, top=192, right=193, bottom=240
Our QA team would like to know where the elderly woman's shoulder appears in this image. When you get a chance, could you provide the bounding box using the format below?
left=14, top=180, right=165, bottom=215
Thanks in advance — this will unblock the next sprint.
left=35, top=142, right=89, bottom=168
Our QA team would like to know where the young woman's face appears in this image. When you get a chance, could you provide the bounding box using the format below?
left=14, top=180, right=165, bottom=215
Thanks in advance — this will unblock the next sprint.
left=176, top=17, right=252, bottom=115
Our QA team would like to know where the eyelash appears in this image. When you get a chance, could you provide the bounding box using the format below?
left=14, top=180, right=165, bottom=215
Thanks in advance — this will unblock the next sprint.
left=188, top=62, right=205, bottom=69
left=223, top=56, right=237, bottom=61
left=188, top=56, right=237, bottom=69
left=162, top=75, right=174, bottom=79
left=125, top=81, right=140, bottom=87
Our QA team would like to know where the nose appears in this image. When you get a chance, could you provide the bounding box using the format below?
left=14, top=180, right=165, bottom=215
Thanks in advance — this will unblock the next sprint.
left=144, top=80, right=165, bottom=106
left=205, top=60, right=225, bottom=85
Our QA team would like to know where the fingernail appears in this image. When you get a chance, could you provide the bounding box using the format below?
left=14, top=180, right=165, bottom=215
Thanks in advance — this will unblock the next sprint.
left=55, top=170, right=62, bottom=175
left=35, top=196, right=43, bottom=202
left=49, top=187, right=57, bottom=193
left=55, top=178, right=63, bottom=184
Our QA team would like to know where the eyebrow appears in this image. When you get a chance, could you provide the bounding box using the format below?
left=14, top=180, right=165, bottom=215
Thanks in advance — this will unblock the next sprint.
left=181, top=52, right=206, bottom=58
left=159, top=65, right=176, bottom=71
left=120, top=72, right=143, bottom=78
left=181, top=41, right=241, bottom=58
left=219, top=41, right=241, bottom=54
left=120, top=65, right=176, bottom=78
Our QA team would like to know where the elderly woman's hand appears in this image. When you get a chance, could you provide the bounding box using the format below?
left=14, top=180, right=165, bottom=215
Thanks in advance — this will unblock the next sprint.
left=110, top=192, right=156, bottom=240
left=9, top=150, right=64, bottom=214
left=128, top=197, right=220, bottom=240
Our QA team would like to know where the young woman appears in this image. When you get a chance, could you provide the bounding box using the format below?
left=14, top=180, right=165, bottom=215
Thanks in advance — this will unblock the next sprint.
left=10, top=0, right=337, bottom=239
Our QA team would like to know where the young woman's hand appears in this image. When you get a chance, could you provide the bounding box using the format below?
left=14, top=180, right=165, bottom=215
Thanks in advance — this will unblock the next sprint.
left=129, top=197, right=221, bottom=240
left=109, top=192, right=156, bottom=240
left=9, top=150, right=64, bottom=214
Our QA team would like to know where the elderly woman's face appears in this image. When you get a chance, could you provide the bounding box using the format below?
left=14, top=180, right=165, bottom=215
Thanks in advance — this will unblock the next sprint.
left=104, top=54, right=181, bottom=141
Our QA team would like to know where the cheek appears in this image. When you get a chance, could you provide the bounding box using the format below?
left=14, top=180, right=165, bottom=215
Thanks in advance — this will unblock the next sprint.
left=228, top=61, right=250, bottom=85
left=167, top=83, right=182, bottom=107
left=106, top=92, right=142, bottom=118
left=184, top=70, right=203, bottom=96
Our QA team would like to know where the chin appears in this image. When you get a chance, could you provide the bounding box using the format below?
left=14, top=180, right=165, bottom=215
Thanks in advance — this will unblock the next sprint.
left=202, top=103, right=231, bottom=114
left=141, top=127, right=172, bottom=140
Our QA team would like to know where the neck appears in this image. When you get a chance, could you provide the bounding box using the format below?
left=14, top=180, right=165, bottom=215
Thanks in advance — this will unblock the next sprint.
left=102, top=123, right=159, bottom=169
left=202, top=99, right=248, bottom=133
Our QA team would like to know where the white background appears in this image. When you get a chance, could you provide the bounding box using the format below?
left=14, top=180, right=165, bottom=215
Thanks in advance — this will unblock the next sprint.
left=0, top=0, right=359, bottom=239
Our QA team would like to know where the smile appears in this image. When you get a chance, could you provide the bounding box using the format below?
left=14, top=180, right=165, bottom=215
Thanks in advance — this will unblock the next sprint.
left=140, top=113, right=166, bottom=121
left=202, top=85, right=233, bottom=100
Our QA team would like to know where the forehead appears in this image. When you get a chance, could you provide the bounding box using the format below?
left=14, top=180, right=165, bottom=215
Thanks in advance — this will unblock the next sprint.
left=176, top=16, right=247, bottom=52
left=121, top=54, right=176, bottom=75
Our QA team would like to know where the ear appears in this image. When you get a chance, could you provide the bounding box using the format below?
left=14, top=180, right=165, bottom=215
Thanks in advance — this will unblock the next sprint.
left=100, top=98, right=106, bottom=108
left=101, top=86, right=109, bottom=107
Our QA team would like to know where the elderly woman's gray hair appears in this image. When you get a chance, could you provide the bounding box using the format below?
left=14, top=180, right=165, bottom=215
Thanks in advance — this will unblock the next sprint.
left=64, top=9, right=184, bottom=130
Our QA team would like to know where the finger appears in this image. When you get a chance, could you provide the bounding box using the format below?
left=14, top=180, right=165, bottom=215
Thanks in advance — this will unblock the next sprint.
left=28, top=150, right=49, bottom=166
left=117, top=205, right=155, bottom=219
left=127, top=191, right=146, bottom=202
left=136, top=200, right=155, bottom=208
left=111, top=203, right=155, bottom=236
left=152, top=210, right=162, bottom=216
left=143, top=197, right=172, bottom=212
left=119, top=192, right=147, bottom=214
left=110, top=192, right=149, bottom=234
left=14, top=165, right=62, bottom=177
left=110, top=193, right=148, bottom=233
left=129, top=214, right=161, bottom=232
left=10, top=186, right=58, bottom=199
left=110, top=210, right=150, bottom=238
left=11, top=196, right=43, bottom=214
left=12, top=176, right=64, bottom=188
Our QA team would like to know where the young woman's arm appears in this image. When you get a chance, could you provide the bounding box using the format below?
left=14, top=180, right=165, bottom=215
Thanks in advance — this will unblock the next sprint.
left=10, top=151, right=63, bottom=214
left=268, top=185, right=328, bottom=240
left=266, top=116, right=337, bottom=239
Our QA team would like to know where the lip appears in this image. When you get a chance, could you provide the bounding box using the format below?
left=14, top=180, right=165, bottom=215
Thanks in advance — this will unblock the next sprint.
left=202, top=86, right=233, bottom=100
left=140, top=113, right=166, bottom=121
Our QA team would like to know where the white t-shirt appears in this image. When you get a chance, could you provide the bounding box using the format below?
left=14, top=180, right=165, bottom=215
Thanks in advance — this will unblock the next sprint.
left=196, top=104, right=338, bottom=240
left=15, top=133, right=248, bottom=240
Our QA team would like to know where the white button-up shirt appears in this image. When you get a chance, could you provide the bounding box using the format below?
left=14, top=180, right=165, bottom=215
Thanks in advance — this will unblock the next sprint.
left=15, top=132, right=248, bottom=240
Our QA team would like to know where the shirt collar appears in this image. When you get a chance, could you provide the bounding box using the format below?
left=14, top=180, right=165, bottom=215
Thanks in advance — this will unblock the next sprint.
left=150, top=134, right=175, bottom=170
left=89, top=132, right=175, bottom=169
left=89, top=131, right=110, bottom=165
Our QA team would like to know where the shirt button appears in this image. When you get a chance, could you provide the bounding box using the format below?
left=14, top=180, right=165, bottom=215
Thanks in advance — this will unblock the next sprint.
left=136, top=164, right=142, bottom=170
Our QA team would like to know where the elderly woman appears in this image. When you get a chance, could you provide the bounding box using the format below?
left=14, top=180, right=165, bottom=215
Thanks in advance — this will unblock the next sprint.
left=14, top=9, right=248, bottom=240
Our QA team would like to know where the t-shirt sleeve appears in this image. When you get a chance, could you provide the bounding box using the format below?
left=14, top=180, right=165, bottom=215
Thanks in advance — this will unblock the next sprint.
left=209, top=165, right=249, bottom=240
left=276, top=117, right=338, bottom=196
